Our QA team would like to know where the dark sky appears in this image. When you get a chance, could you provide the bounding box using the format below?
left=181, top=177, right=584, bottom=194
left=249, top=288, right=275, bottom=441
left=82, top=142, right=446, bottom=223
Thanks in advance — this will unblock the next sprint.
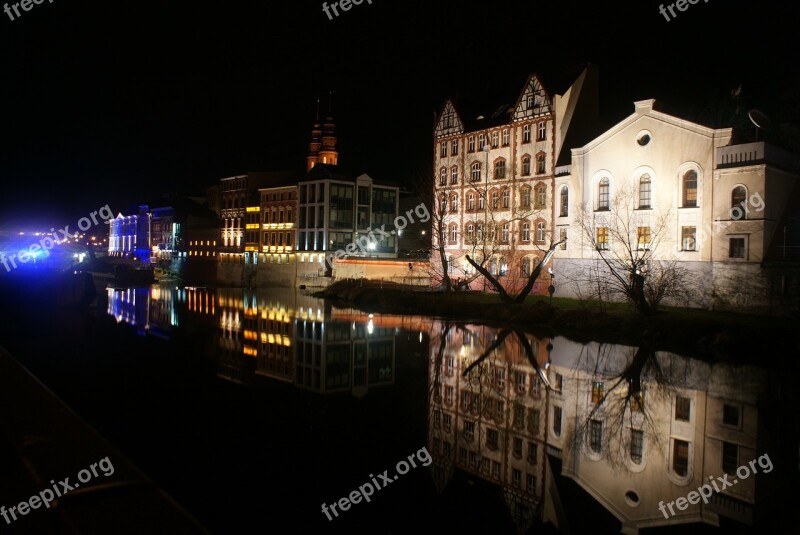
left=1, top=0, right=797, bottom=228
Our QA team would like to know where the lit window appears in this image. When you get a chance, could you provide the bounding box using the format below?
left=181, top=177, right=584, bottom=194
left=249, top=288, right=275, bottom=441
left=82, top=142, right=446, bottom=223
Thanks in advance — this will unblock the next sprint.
left=523, top=124, right=531, bottom=143
left=596, top=227, right=609, bottom=250
left=683, top=170, right=697, bottom=207
left=560, top=186, right=568, bottom=217
left=591, top=381, right=604, bottom=404
left=636, top=226, right=651, bottom=250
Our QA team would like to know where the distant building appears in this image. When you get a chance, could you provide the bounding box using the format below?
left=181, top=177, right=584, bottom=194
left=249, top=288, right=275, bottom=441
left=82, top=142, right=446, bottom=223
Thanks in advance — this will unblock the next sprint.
left=108, top=205, right=151, bottom=262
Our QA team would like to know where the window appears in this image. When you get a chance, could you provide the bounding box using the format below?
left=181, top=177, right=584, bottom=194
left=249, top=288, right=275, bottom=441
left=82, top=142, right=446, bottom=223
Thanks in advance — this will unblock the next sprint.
left=451, top=166, right=458, bottom=184
left=523, top=124, right=531, bottom=143
left=722, top=442, right=739, bottom=473
left=464, top=420, right=475, bottom=440
left=731, top=186, right=747, bottom=220
left=481, top=457, right=490, bottom=475
left=559, top=228, right=567, bottom=249
left=630, top=430, right=644, bottom=464
left=521, top=256, right=531, bottom=275
left=459, top=447, right=467, bottom=464
left=527, top=442, right=537, bottom=463
left=450, top=224, right=457, bottom=243
left=729, top=237, right=746, bottom=259
left=443, top=414, right=452, bottom=431
left=452, top=139, right=459, bottom=156
left=492, top=461, right=501, bottom=480
left=723, top=404, right=741, bottom=427
left=596, top=227, right=609, bottom=251
left=516, top=371, right=526, bottom=393
left=496, top=367, right=505, bottom=387
left=478, top=194, right=485, bottom=210
left=636, top=226, right=651, bottom=250
left=512, top=469, right=521, bottom=488
left=529, top=409, right=540, bottom=435
left=598, top=178, right=610, bottom=210
left=495, top=159, right=506, bottom=179
left=537, top=121, right=546, bottom=141
left=639, top=174, right=651, bottom=208
left=468, top=136, right=475, bottom=152
left=560, top=186, right=568, bottom=217
left=491, top=191, right=499, bottom=209
left=491, top=131, right=498, bottom=148
left=476, top=223, right=483, bottom=241
left=443, top=441, right=451, bottom=458
left=495, top=400, right=504, bottom=420
left=521, top=187, right=531, bottom=208
left=434, top=410, right=441, bottom=428
left=536, top=154, right=546, bottom=174
left=501, top=223, right=509, bottom=242
left=466, top=224, right=474, bottom=243
left=451, top=194, right=458, bottom=212
left=440, top=195, right=447, bottom=214
left=444, top=385, right=453, bottom=404
left=522, top=156, right=531, bottom=176
left=500, top=258, right=507, bottom=275
left=673, top=439, right=689, bottom=477
left=590, top=419, right=603, bottom=453
left=439, top=168, right=447, bottom=186
left=502, top=129, right=509, bottom=146
left=514, top=404, right=525, bottom=428
left=536, top=222, right=546, bottom=243
left=440, top=141, right=448, bottom=158
left=471, top=162, right=481, bottom=182
left=554, top=373, right=563, bottom=392
left=467, top=193, right=475, bottom=211
left=591, top=381, right=604, bottom=404
left=487, top=428, right=499, bottom=450
left=683, top=170, right=698, bottom=207
left=505, top=436, right=520, bottom=460
left=478, top=134, right=485, bottom=150
left=535, top=185, right=546, bottom=208
left=553, top=406, right=562, bottom=436
left=681, top=227, right=696, bottom=251
left=675, top=396, right=691, bottom=421
left=502, top=190, right=510, bottom=208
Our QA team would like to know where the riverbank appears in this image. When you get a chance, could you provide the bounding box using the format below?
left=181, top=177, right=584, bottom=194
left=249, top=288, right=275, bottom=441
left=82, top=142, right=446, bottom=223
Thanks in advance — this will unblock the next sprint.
left=318, top=280, right=799, bottom=365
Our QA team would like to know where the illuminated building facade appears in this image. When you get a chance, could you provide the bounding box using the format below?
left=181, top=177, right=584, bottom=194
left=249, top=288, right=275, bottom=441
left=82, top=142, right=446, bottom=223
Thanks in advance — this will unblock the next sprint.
left=108, top=205, right=151, bottom=261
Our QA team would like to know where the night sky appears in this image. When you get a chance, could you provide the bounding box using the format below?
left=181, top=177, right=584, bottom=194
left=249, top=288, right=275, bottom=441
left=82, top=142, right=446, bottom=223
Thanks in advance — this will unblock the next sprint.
left=1, top=0, right=797, bottom=228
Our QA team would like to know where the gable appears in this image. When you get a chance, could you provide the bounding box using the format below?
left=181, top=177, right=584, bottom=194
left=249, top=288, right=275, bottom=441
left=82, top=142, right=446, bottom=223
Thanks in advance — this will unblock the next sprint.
left=435, top=100, right=464, bottom=137
left=513, top=74, right=552, bottom=121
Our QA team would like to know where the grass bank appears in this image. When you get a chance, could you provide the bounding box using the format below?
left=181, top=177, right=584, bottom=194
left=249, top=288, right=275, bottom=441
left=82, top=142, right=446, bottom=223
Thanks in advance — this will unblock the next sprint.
left=317, top=280, right=798, bottom=365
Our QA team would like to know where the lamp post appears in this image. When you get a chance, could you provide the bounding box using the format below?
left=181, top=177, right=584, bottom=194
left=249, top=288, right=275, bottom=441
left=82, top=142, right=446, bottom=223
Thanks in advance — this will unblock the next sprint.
left=547, top=266, right=555, bottom=305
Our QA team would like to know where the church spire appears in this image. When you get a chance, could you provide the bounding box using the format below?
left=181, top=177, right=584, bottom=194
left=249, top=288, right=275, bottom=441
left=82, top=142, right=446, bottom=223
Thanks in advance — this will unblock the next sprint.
left=307, top=93, right=338, bottom=171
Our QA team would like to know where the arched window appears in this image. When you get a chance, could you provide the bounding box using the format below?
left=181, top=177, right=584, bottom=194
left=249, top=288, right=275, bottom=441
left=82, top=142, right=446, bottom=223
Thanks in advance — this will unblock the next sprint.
left=521, top=187, right=531, bottom=208
left=466, top=224, right=474, bottom=243
left=522, top=156, right=531, bottom=176
left=467, top=192, right=475, bottom=211
left=478, top=193, right=485, bottom=210
left=451, top=166, right=458, bottom=184
left=491, top=191, right=499, bottom=209
left=560, top=186, right=569, bottom=217
left=478, top=133, right=486, bottom=150
left=502, top=189, right=510, bottom=208
left=639, top=174, right=651, bottom=209
left=598, top=178, right=610, bottom=210
left=494, top=159, right=506, bottom=179
left=471, top=162, right=482, bottom=182
left=439, top=168, right=447, bottom=186
left=451, top=194, right=458, bottom=213
left=683, top=170, right=697, bottom=207
left=731, top=186, right=747, bottom=220
left=491, top=131, right=499, bottom=148
left=521, top=222, right=530, bottom=242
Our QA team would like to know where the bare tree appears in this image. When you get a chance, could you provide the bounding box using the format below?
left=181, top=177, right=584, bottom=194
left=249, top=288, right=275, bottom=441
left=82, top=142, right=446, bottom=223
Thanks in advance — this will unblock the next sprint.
left=575, top=183, right=694, bottom=314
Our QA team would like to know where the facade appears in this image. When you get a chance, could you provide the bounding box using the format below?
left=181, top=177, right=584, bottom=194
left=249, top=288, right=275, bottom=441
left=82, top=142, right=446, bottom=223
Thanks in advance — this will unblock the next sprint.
left=108, top=205, right=151, bottom=261
left=296, top=163, right=400, bottom=276
left=552, top=98, right=800, bottom=311
left=431, top=65, right=598, bottom=293
left=259, top=184, right=298, bottom=261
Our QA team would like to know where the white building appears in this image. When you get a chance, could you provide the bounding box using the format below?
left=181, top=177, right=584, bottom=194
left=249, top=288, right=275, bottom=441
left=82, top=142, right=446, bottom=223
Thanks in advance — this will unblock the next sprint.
left=553, top=99, right=800, bottom=312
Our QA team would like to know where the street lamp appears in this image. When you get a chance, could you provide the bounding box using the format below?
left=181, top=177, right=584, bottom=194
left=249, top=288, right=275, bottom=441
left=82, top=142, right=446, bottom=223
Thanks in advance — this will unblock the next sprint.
left=547, top=266, right=556, bottom=305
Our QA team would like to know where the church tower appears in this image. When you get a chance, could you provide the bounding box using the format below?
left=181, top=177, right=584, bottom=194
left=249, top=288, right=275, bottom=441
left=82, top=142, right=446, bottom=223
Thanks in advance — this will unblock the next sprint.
left=307, top=94, right=338, bottom=171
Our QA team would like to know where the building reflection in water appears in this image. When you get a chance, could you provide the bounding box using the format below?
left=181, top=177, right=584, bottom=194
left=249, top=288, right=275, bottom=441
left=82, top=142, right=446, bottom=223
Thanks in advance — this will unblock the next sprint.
left=427, top=321, right=793, bottom=534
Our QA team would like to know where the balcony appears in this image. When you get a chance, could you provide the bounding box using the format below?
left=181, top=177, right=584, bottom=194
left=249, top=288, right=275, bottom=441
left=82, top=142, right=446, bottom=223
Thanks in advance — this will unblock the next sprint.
left=716, top=142, right=800, bottom=171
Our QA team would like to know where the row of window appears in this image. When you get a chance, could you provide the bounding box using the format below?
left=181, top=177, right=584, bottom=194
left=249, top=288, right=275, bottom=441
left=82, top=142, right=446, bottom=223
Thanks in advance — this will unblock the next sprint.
left=438, top=154, right=547, bottom=184
left=447, top=221, right=552, bottom=245
left=439, top=185, right=551, bottom=213
left=263, top=206, right=293, bottom=224
left=439, top=123, right=547, bottom=158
